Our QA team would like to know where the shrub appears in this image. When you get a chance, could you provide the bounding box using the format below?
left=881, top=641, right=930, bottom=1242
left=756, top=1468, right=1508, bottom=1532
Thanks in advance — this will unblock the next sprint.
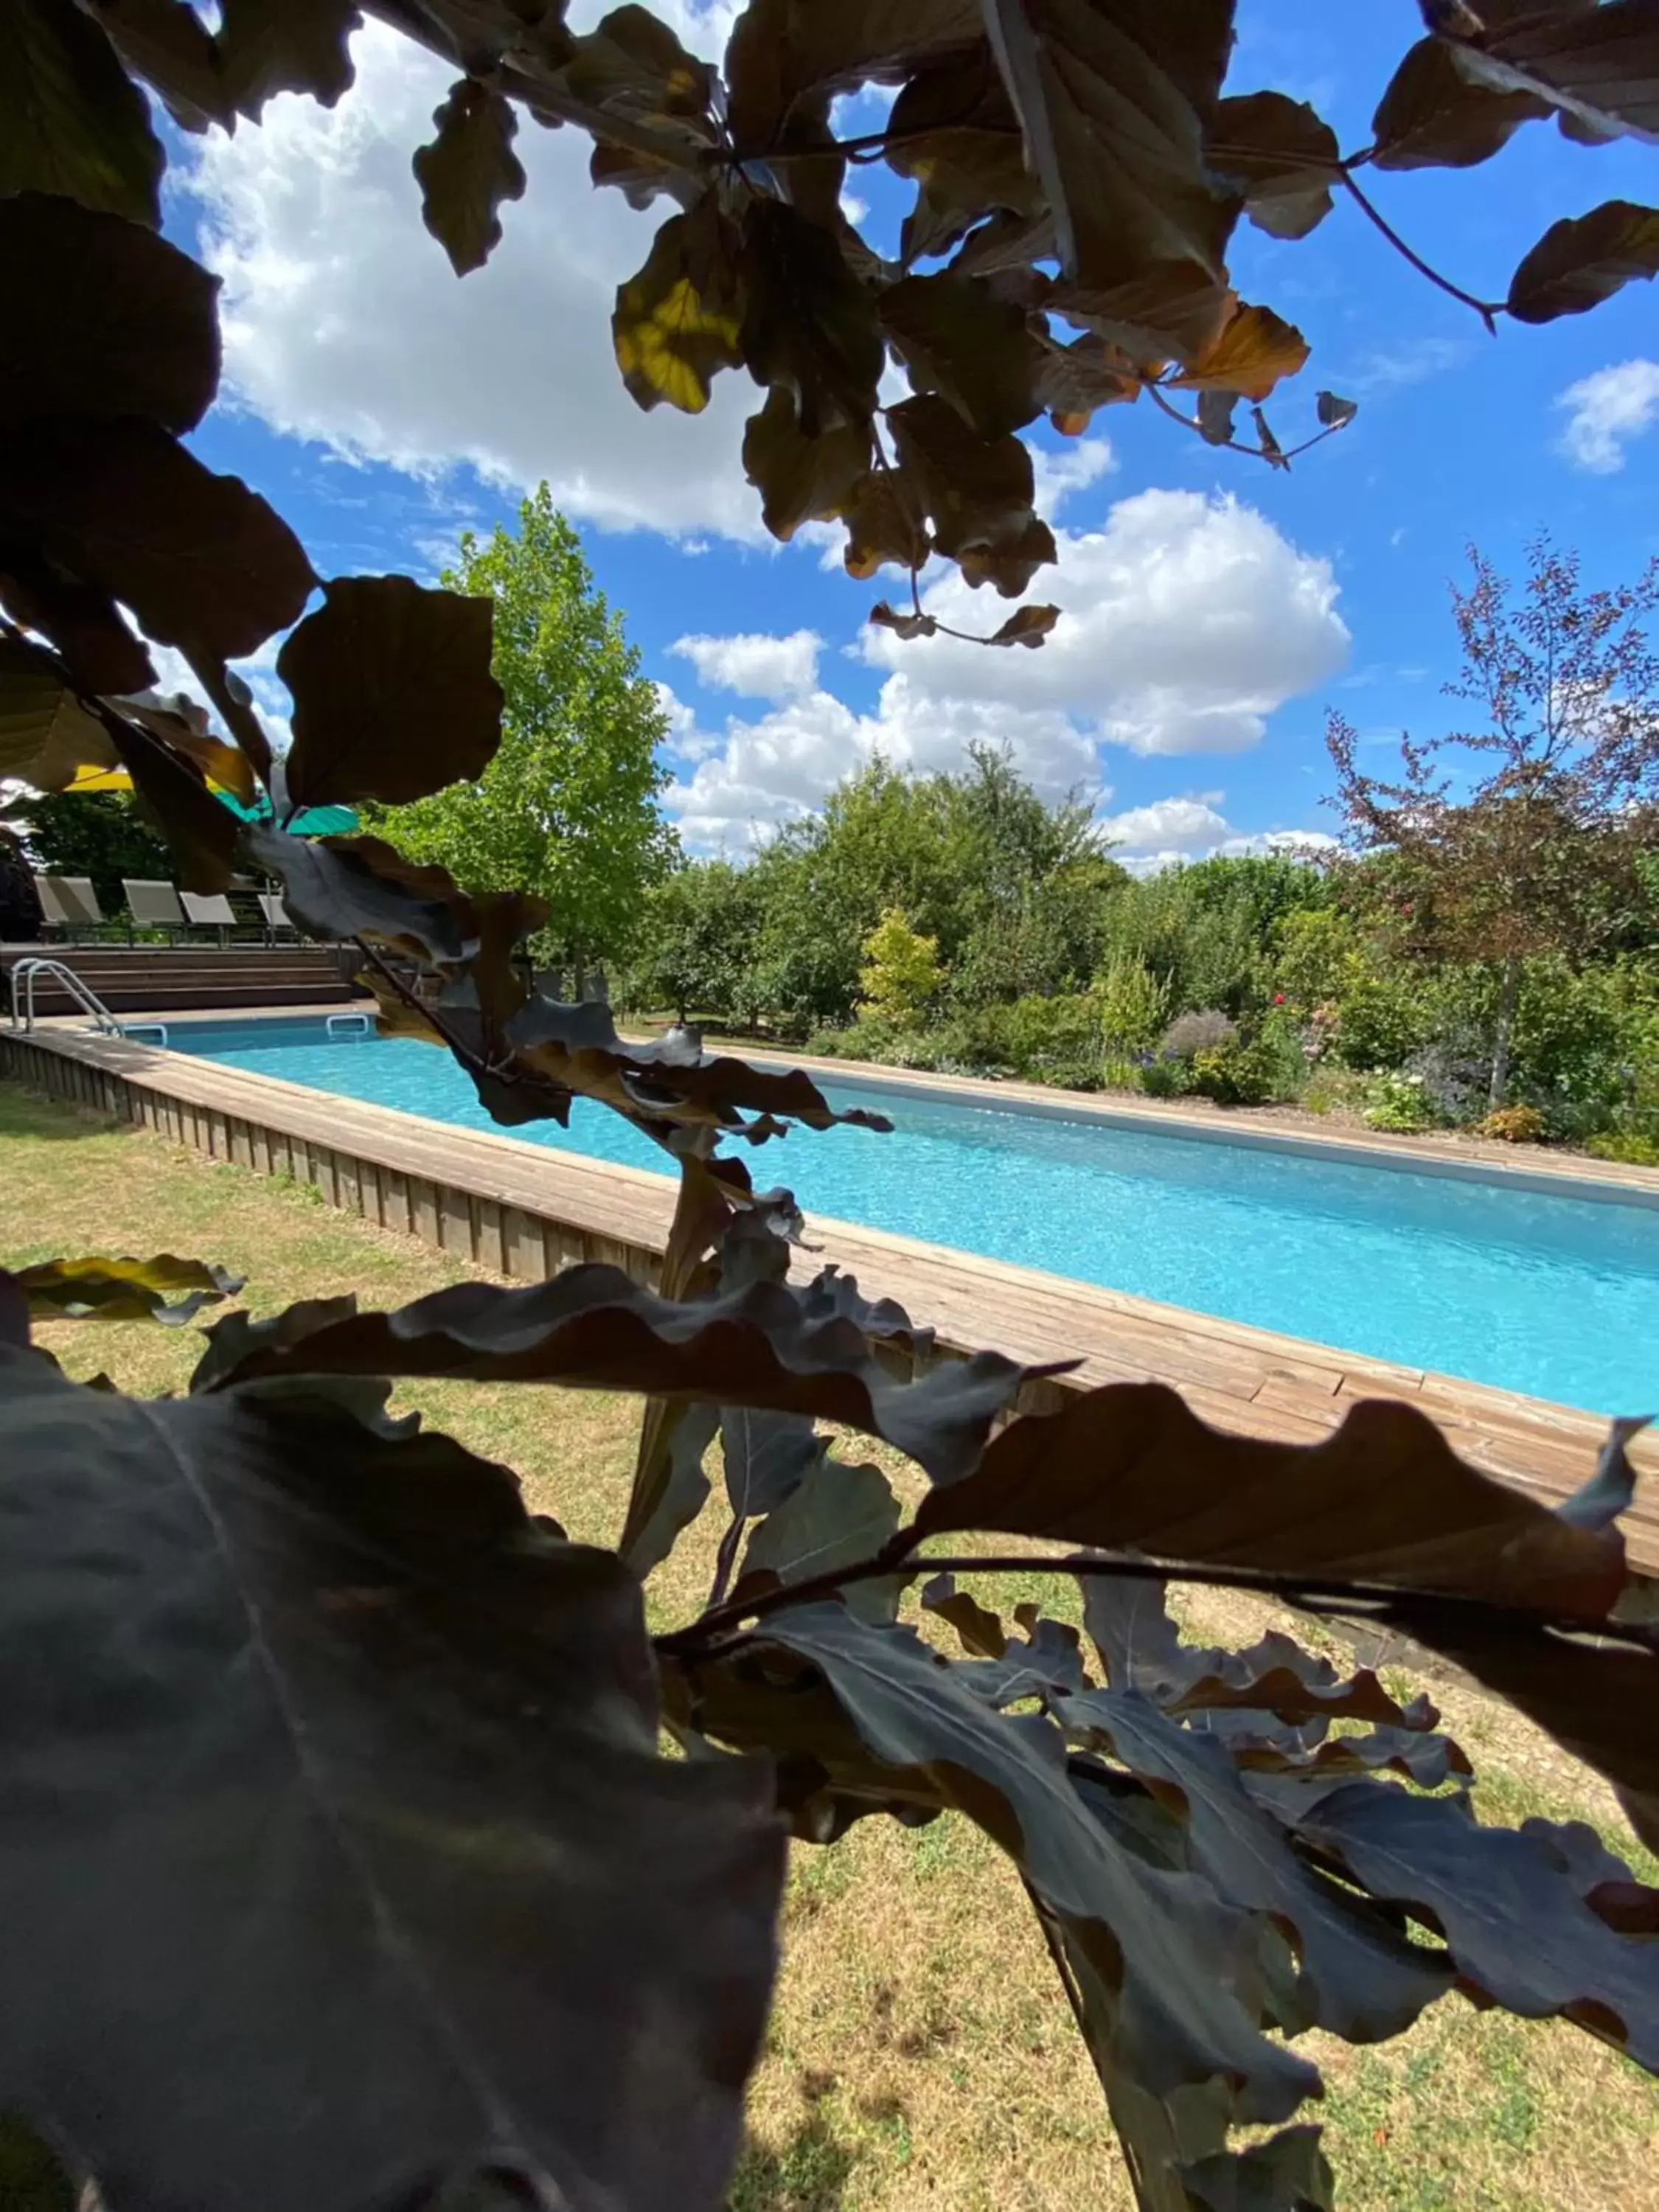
left=1587, top=1131, right=1659, bottom=1166
left=1138, top=1055, right=1189, bottom=1099
left=1093, top=951, right=1168, bottom=1054
left=858, top=908, right=944, bottom=1030
left=1363, top=1071, right=1439, bottom=1133
left=1332, top=956, right=1433, bottom=1071
left=1188, top=1041, right=1278, bottom=1107
left=1273, top=906, right=1355, bottom=1014
left=1473, top=1104, right=1547, bottom=1144
left=959, top=993, right=1105, bottom=1088
left=1160, top=1009, right=1237, bottom=1060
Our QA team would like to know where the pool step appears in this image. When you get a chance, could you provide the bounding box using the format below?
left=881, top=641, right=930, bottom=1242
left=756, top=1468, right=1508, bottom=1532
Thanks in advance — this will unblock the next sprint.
left=1, top=944, right=360, bottom=1015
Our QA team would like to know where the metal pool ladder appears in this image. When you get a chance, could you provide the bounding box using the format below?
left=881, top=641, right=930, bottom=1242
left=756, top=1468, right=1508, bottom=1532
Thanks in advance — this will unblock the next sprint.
left=6, top=958, right=169, bottom=1047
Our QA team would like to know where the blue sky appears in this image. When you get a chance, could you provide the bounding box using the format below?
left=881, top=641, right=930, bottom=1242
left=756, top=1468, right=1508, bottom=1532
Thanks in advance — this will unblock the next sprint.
left=159, top=0, right=1658, bottom=868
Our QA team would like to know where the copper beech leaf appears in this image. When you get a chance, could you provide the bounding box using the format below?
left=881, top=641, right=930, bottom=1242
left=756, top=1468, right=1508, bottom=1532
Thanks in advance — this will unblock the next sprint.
left=82, top=0, right=233, bottom=133
left=1169, top=301, right=1309, bottom=400
left=1252, top=1776, right=1659, bottom=2064
left=1057, top=1688, right=1456, bottom=2045
left=247, top=828, right=479, bottom=963
left=506, top=993, right=896, bottom=1139
left=737, top=200, right=884, bottom=437
left=198, top=1267, right=1037, bottom=1486
left=1506, top=198, right=1659, bottom=321
left=980, top=0, right=1237, bottom=324
left=737, top=1456, right=901, bottom=1623
left=0, top=0, right=164, bottom=223
left=0, top=556, right=154, bottom=697
left=0, top=418, right=316, bottom=668
left=103, top=711, right=241, bottom=893
left=613, top=204, right=744, bottom=415
left=413, top=78, right=527, bottom=276
left=0, top=634, right=116, bottom=791
left=0, top=193, right=220, bottom=433
left=216, top=0, right=358, bottom=119
left=13, top=1253, right=243, bottom=1324
left=742, top=388, right=872, bottom=540
left=1446, top=0, right=1659, bottom=147
left=1371, top=35, right=1547, bottom=170
left=1082, top=1574, right=1445, bottom=1733
left=877, top=270, right=1043, bottom=439
left=723, top=0, right=981, bottom=151
left=1208, top=91, right=1340, bottom=240
left=989, top=602, right=1060, bottom=647
left=279, top=574, right=503, bottom=809
left=842, top=470, right=931, bottom=580
left=0, top=1348, right=785, bottom=2212
left=1180, top=2129, right=1335, bottom=2211
left=918, top=1382, right=1628, bottom=1614
left=743, top=1604, right=1321, bottom=2125
left=887, top=392, right=1055, bottom=596
left=721, top=1406, right=825, bottom=1524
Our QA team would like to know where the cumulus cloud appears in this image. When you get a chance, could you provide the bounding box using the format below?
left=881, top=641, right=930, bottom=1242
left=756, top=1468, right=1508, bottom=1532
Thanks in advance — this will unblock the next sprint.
left=1097, top=795, right=1338, bottom=877
left=863, top=489, right=1349, bottom=757
left=667, top=490, right=1348, bottom=846
left=1096, top=795, right=1231, bottom=852
left=665, top=677, right=1100, bottom=851
left=1557, top=360, right=1659, bottom=473
left=187, top=12, right=762, bottom=539
left=1032, top=436, right=1116, bottom=518
left=672, top=629, right=821, bottom=700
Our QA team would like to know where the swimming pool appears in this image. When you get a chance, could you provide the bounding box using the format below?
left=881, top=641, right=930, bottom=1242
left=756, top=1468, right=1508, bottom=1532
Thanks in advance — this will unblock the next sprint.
left=168, top=1016, right=1658, bottom=1413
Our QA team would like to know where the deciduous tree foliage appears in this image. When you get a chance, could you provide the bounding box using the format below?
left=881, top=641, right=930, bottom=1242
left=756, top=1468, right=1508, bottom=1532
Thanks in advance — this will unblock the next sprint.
left=3, top=4, right=1659, bottom=2208
left=1328, top=538, right=1659, bottom=1106
left=362, top=487, right=678, bottom=970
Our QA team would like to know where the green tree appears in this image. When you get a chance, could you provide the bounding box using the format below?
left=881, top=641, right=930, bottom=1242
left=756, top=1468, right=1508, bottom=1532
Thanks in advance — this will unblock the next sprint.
left=620, top=860, right=764, bottom=1027
left=367, top=487, right=676, bottom=973
left=18, top=793, right=172, bottom=917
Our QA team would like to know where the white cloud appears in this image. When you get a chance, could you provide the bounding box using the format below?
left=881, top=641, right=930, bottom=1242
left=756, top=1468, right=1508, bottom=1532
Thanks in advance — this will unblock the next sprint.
left=187, top=13, right=764, bottom=540
left=667, top=674, right=1099, bottom=852
left=671, top=628, right=821, bottom=700
left=667, top=490, right=1348, bottom=846
left=862, top=489, right=1349, bottom=757
left=1556, top=359, right=1659, bottom=473
left=1096, top=795, right=1338, bottom=877
left=1097, top=796, right=1230, bottom=852
left=1031, top=436, right=1116, bottom=518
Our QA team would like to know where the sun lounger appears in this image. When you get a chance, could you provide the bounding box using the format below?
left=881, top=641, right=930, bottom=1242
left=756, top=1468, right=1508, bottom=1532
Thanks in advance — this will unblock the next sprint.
left=30, top=874, right=104, bottom=942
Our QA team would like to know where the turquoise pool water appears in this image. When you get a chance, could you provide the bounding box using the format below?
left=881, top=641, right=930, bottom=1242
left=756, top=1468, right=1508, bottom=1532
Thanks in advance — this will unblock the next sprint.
left=172, top=1017, right=1658, bottom=1413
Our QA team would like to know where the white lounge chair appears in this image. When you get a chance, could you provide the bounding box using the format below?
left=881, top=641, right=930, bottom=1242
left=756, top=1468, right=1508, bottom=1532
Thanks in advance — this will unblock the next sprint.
left=180, top=890, right=237, bottom=946
left=31, top=874, right=104, bottom=942
left=257, top=891, right=295, bottom=941
left=122, top=879, right=187, bottom=939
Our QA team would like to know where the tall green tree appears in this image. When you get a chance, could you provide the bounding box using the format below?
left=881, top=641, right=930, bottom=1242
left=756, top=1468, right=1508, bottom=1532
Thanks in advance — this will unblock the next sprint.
left=367, top=487, right=676, bottom=972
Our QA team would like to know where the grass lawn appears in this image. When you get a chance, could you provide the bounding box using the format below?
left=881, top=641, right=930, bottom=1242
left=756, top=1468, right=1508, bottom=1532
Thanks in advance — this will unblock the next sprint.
left=5, top=1080, right=1658, bottom=2211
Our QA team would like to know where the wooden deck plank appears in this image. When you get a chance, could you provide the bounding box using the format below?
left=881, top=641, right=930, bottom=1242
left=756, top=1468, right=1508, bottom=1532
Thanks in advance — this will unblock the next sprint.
left=7, top=1024, right=1654, bottom=1564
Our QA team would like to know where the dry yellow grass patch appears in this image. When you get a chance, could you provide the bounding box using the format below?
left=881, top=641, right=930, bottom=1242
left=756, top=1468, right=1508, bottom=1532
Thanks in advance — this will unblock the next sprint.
left=6, top=1084, right=1658, bottom=2212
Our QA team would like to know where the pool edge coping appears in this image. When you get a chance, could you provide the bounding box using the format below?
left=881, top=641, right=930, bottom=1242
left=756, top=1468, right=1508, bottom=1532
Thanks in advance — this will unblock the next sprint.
left=46, top=1004, right=1659, bottom=1207
left=6, top=1021, right=1655, bottom=1531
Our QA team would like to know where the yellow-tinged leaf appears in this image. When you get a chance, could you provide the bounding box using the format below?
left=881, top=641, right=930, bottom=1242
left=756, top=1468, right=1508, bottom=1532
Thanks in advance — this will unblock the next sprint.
left=613, top=209, right=744, bottom=414
left=1170, top=300, right=1309, bottom=399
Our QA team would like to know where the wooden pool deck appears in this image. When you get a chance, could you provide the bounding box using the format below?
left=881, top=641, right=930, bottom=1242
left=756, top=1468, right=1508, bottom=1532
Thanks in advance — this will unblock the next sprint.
left=5, top=1018, right=1656, bottom=1568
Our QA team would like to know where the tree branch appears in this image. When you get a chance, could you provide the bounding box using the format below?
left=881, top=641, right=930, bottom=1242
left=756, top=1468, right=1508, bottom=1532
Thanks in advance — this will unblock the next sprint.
left=657, top=1538, right=1659, bottom=1659
left=1340, top=169, right=1503, bottom=333
left=1144, top=380, right=1350, bottom=467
